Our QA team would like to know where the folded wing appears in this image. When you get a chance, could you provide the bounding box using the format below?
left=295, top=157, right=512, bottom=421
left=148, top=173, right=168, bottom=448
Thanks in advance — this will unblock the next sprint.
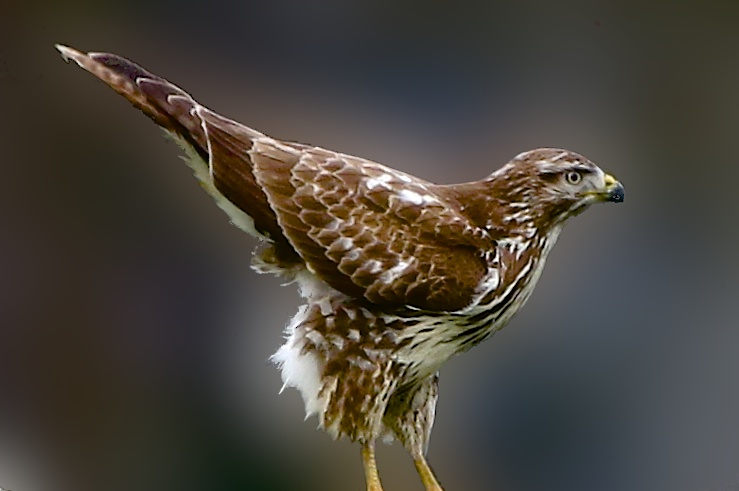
left=57, top=45, right=493, bottom=312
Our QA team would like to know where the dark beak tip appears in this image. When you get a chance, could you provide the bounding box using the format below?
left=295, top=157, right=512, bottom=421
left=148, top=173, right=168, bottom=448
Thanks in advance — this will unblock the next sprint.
left=609, top=184, right=625, bottom=203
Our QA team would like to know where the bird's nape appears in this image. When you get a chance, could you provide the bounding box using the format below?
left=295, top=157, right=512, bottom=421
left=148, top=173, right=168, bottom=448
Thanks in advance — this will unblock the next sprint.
left=57, top=44, right=624, bottom=491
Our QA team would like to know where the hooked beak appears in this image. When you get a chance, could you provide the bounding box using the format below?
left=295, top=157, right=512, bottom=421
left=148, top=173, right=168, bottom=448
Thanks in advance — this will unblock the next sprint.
left=599, top=173, right=625, bottom=203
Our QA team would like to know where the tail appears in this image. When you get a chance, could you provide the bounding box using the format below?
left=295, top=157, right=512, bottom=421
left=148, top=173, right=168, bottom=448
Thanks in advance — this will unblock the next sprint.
left=56, top=44, right=292, bottom=250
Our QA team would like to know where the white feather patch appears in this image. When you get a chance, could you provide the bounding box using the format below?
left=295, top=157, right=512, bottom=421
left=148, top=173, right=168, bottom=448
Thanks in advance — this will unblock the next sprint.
left=271, top=270, right=348, bottom=419
left=271, top=305, right=325, bottom=418
left=166, top=131, right=263, bottom=239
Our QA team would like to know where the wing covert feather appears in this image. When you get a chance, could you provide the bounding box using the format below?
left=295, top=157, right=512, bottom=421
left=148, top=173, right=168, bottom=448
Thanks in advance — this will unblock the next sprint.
left=251, top=142, right=490, bottom=311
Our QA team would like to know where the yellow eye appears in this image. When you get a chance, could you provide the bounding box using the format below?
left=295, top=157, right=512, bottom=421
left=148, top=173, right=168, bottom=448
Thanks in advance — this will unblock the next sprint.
left=565, top=171, right=582, bottom=185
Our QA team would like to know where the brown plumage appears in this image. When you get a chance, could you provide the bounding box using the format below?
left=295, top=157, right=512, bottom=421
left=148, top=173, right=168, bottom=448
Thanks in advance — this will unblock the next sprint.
left=57, top=44, right=624, bottom=491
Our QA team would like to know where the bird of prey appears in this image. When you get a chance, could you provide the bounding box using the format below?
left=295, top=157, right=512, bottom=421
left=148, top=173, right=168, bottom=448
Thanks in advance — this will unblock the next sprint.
left=57, top=44, right=624, bottom=491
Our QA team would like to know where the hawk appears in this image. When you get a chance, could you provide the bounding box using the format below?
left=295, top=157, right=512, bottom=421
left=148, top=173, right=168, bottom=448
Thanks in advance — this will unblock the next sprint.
left=57, top=45, right=624, bottom=491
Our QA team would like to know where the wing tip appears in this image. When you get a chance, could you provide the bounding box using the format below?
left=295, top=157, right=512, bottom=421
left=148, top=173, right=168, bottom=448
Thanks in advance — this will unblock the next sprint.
left=55, top=44, right=109, bottom=68
left=55, top=43, right=80, bottom=63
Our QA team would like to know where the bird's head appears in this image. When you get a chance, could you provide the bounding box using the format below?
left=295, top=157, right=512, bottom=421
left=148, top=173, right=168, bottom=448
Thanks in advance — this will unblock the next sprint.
left=489, top=148, right=624, bottom=231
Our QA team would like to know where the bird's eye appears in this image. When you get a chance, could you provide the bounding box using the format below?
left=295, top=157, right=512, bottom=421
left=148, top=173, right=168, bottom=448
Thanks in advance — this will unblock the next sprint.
left=565, top=171, right=582, bottom=185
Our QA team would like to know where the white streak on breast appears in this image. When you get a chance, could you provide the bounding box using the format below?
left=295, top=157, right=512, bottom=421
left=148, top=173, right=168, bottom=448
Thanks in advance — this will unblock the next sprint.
left=476, top=269, right=500, bottom=295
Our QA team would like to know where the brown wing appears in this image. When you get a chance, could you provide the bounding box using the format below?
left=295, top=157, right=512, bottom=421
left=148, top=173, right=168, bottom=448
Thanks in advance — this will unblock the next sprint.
left=58, top=45, right=492, bottom=312
left=242, top=138, right=492, bottom=312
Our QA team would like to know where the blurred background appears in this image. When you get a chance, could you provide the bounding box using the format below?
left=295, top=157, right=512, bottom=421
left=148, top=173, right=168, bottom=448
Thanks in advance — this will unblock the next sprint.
left=2, top=1, right=739, bottom=490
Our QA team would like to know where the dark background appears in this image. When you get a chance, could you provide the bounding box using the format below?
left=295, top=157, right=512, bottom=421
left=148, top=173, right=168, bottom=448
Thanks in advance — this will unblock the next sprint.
left=2, top=1, right=739, bottom=490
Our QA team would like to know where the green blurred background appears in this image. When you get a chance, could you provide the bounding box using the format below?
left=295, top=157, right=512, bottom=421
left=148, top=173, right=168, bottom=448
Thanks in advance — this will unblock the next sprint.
left=2, top=1, right=739, bottom=490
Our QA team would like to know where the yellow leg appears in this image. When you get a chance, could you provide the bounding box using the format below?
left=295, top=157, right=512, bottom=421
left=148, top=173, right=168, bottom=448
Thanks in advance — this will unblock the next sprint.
left=414, top=453, right=444, bottom=491
left=361, top=443, right=384, bottom=491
